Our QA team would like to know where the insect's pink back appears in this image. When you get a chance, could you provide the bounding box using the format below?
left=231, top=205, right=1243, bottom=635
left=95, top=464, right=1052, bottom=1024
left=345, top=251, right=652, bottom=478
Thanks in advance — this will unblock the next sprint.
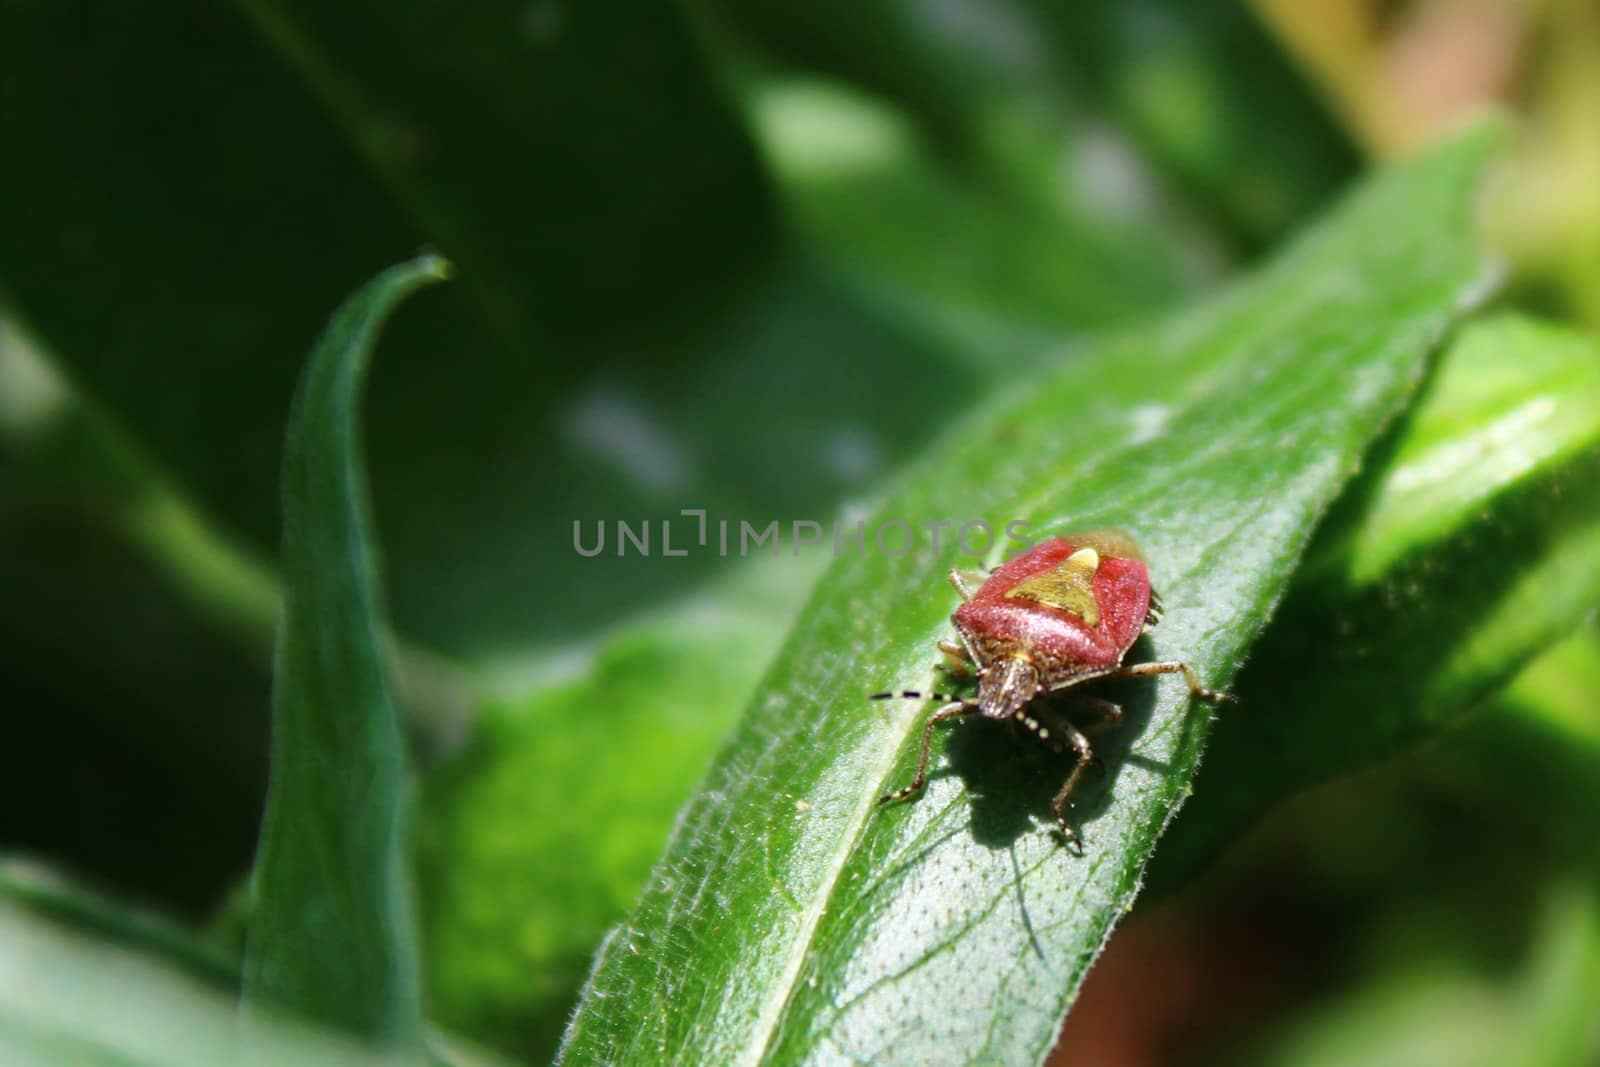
left=956, top=534, right=1150, bottom=670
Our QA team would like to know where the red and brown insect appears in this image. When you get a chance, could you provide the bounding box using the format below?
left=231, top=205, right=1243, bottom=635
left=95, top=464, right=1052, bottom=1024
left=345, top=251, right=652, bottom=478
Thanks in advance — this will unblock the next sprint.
left=872, top=530, right=1229, bottom=848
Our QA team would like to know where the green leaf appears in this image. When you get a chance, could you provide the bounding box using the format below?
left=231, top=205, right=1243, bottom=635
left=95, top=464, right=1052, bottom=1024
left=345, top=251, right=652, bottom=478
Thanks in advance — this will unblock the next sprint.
left=0, top=858, right=237, bottom=991
left=1234, top=879, right=1600, bottom=1067
left=713, top=0, right=1356, bottom=254
left=1245, top=963, right=1515, bottom=1067
left=745, top=78, right=1203, bottom=333
left=557, top=123, right=1503, bottom=1065
left=424, top=268, right=1600, bottom=1067
left=1034, top=0, right=1361, bottom=247
left=1156, top=313, right=1600, bottom=881
left=0, top=884, right=515, bottom=1067
left=1507, top=880, right=1600, bottom=1067
left=243, top=256, right=449, bottom=1050
left=420, top=554, right=820, bottom=1061
left=1431, top=624, right=1600, bottom=865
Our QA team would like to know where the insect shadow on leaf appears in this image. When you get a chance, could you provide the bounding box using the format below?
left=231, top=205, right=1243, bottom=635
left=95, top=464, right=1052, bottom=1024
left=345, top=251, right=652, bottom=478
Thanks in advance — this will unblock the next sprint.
left=871, top=533, right=1229, bottom=851
left=940, top=639, right=1166, bottom=850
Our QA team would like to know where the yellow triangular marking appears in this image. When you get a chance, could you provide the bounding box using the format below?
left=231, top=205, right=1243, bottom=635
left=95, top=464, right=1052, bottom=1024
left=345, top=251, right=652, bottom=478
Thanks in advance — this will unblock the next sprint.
left=1005, top=546, right=1102, bottom=625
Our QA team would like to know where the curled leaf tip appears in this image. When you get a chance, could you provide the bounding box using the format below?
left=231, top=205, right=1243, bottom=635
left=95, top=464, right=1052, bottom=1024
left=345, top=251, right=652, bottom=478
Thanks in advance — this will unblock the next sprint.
left=418, top=253, right=455, bottom=281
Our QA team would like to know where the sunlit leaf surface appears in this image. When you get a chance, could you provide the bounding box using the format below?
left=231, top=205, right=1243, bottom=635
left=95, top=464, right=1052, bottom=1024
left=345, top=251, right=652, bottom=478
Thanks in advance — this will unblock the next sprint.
left=558, top=124, right=1503, bottom=1066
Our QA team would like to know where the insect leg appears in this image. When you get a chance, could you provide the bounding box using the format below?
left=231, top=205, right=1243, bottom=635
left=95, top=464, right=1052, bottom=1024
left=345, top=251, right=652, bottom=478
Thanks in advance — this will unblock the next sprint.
left=937, top=638, right=974, bottom=678
left=1048, top=721, right=1097, bottom=851
left=946, top=568, right=986, bottom=601
left=954, top=624, right=986, bottom=673
left=1143, top=588, right=1166, bottom=631
left=1024, top=702, right=1110, bottom=764
left=1096, top=660, right=1233, bottom=703
left=878, top=701, right=976, bottom=806
left=1066, top=694, right=1124, bottom=735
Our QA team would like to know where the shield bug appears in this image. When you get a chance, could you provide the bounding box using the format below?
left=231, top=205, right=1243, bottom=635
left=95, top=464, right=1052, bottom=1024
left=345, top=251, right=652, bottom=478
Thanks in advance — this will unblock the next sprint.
left=872, top=529, right=1229, bottom=848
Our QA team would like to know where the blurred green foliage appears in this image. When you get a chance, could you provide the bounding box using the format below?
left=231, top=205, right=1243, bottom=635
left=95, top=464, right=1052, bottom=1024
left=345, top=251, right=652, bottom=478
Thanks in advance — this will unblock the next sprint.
left=1, top=1, right=1597, bottom=1065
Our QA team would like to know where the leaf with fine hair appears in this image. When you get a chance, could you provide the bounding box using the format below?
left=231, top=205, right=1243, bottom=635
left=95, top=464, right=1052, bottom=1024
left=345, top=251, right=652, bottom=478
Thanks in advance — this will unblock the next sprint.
left=557, top=123, right=1504, bottom=1065
left=422, top=306, right=1600, bottom=1064
left=1156, top=313, right=1600, bottom=885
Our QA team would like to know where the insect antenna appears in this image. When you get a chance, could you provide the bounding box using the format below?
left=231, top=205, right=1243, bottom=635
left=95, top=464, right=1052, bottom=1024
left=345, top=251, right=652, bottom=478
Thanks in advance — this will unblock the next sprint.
left=869, top=689, right=973, bottom=705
